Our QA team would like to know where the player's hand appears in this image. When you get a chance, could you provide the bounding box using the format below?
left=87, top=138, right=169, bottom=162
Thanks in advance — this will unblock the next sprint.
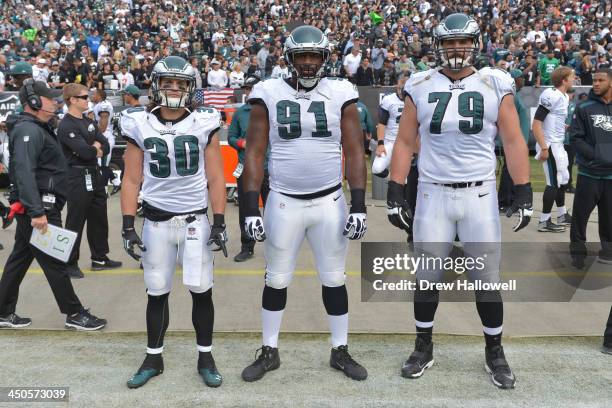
left=538, top=147, right=549, bottom=162
left=343, top=213, right=367, bottom=240
left=207, top=214, right=228, bottom=257
left=245, top=215, right=266, bottom=242
left=506, top=183, right=533, bottom=232
left=122, top=227, right=146, bottom=260
left=386, top=180, right=413, bottom=233
left=122, top=215, right=146, bottom=260
left=376, top=144, right=387, bottom=157
left=31, top=215, right=48, bottom=234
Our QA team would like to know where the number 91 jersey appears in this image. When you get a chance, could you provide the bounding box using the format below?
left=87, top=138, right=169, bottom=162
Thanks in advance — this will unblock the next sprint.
left=404, top=67, right=515, bottom=184
left=248, top=77, right=359, bottom=195
left=120, top=106, right=221, bottom=213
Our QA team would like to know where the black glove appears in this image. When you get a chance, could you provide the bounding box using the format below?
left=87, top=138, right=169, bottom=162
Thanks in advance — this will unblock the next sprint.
left=386, top=180, right=413, bottom=233
left=506, top=183, right=533, bottom=232
left=122, top=215, right=146, bottom=261
left=207, top=214, right=228, bottom=257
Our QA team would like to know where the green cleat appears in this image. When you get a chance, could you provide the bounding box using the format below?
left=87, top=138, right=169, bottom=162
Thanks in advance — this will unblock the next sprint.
left=127, top=354, right=164, bottom=389
left=198, top=353, right=223, bottom=388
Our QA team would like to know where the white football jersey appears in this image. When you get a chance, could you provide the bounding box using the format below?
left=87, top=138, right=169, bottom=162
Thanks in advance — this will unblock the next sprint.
left=380, top=92, right=404, bottom=143
left=538, top=87, right=569, bottom=144
left=93, top=100, right=114, bottom=142
left=248, top=77, right=359, bottom=195
left=404, top=67, right=515, bottom=183
left=120, top=106, right=221, bottom=213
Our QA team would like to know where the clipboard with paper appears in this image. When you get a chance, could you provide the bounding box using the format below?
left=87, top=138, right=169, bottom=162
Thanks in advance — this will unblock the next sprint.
left=30, top=224, right=78, bottom=263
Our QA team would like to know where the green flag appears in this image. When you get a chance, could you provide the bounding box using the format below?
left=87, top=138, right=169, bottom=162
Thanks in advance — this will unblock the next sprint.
left=369, top=11, right=383, bottom=26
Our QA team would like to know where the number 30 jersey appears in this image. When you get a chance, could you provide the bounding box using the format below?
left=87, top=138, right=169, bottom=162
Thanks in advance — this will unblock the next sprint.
left=404, top=67, right=515, bottom=184
left=120, top=107, right=221, bottom=213
left=248, top=77, right=359, bottom=195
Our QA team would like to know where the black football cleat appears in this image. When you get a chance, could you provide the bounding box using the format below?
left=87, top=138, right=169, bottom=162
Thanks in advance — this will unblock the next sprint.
left=330, top=345, right=368, bottom=380
left=401, top=337, right=434, bottom=378
left=198, top=352, right=223, bottom=388
left=241, top=346, right=280, bottom=382
left=485, top=345, right=516, bottom=389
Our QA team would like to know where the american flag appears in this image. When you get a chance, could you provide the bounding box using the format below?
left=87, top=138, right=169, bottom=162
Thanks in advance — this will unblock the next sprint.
left=193, top=88, right=236, bottom=109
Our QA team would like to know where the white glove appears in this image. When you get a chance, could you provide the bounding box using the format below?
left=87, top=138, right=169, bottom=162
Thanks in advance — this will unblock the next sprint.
left=343, top=213, right=367, bottom=240
left=245, top=216, right=266, bottom=241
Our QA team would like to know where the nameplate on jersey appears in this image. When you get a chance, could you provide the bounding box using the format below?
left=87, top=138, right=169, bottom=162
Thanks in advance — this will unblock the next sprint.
left=30, top=224, right=78, bottom=263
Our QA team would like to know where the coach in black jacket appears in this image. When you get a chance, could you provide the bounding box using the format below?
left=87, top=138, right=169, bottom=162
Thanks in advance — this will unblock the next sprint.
left=0, top=80, right=106, bottom=331
left=568, top=68, right=612, bottom=354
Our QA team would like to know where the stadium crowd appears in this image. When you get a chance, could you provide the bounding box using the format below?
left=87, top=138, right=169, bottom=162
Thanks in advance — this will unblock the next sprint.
left=0, top=0, right=610, bottom=91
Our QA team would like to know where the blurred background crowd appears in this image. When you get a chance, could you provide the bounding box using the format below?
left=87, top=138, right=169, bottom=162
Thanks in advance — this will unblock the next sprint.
left=0, top=0, right=610, bottom=91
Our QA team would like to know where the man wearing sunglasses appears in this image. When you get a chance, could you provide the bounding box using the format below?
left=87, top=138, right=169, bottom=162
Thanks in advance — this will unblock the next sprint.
left=57, top=84, right=122, bottom=279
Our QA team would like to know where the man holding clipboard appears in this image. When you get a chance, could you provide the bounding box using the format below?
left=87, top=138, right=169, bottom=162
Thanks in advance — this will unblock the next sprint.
left=0, top=80, right=107, bottom=331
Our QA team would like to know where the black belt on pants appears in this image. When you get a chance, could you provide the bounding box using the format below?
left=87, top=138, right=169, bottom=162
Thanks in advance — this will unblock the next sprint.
left=434, top=181, right=484, bottom=189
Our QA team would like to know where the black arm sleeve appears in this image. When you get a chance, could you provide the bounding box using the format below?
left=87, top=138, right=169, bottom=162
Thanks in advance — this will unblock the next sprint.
left=534, top=105, right=550, bottom=121
left=378, top=108, right=390, bottom=125
left=57, top=120, right=98, bottom=161
left=10, top=124, right=45, bottom=217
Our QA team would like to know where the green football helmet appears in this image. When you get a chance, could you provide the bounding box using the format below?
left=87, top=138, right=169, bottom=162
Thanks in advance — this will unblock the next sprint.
left=433, top=13, right=481, bottom=71
left=284, top=25, right=330, bottom=88
left=151, top=56, right=196, bottom=108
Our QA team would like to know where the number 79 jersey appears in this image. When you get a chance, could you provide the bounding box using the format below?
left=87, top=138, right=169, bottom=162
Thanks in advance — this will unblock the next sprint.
left=404, top=67, right=515, bottom=184
left=120, top=106, right=221, bottom=213
left=248, top=77, right=359, bottom=195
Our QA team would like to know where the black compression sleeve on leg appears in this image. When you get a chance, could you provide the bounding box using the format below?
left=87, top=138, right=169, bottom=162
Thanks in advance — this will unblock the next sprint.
left=190, top=289, right=214, bottom=347
left=555, top=184, right=566, bottom=207
left=146, top=293, right=170, bottom=350
left=475, top=290, right=503, bottom=328
left=262, top=285, right=287, bottom=311
left=322, top=285, right=349, bottom=316
left=542, top=185, right=557, bottom=214
left=414, top=284, right=439, bottom=323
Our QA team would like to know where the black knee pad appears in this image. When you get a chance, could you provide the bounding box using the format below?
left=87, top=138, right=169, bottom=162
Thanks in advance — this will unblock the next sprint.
left=322, top=285, right=348, bottom=316
left=262, top=285, right=287, bottom=311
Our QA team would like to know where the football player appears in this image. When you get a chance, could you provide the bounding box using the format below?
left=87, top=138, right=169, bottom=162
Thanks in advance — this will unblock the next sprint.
left=532, top=66, right=575, bottom=232
left=90, top=88, right=121, bottom=194
left=240, top=26, right=368, bottom=382
left=120, top=56, right=228, bottom=389
left=387, top=14, right=533, bottom=389
left=372, top=75, right=408, bottom=179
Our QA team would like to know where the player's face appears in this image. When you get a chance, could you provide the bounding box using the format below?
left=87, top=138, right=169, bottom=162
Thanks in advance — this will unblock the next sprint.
left=592, top=72, right=611, bottom=97
left=564, top=71, right=576, bottom=92
left=159, top=77, right=189, bottom=98
left=440, top=37, right=474, bottom=58
left=293, top=52, right=323, bottom=78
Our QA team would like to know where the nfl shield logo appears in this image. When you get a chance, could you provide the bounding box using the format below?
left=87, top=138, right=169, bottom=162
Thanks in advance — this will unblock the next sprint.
left=188, top=227, right=196, bottom=236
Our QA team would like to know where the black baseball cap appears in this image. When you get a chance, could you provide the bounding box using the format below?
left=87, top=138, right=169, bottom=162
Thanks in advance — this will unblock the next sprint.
left=18, top=80, right=63, bottom=106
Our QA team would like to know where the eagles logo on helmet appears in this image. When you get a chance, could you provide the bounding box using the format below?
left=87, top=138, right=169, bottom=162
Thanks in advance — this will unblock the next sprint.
left=433, top=13, right=481, bottom=71
left=151, top=56, right=196, bottom=109
left=284, top=25, right=331, bottom=88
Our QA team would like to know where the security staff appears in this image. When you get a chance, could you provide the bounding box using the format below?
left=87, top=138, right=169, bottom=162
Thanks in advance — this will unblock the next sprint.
left=568, top=68, right=612, bottom=353
left=228, top=76, right=269, bottom=262
left=58, top=83, right=121, bottom=278
left=0, top=80, right=106, bottom=330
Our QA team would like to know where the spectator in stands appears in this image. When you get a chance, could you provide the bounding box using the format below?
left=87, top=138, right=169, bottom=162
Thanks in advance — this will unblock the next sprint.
left=47, top=60, right=68, bottom=89
left=324, top=51, right=344, bottom=77
left=229, top=63, right=245, bottom=88
left=538, top=48, right=561, bottom=86
left=271, top=56, right=290, bottom=79
left=371, top=39, right=388, bottom=86
left=355, top=57, right=374, bottom=86
left=117, top=64, right=134, bottom=90
left=96, top=61, right=117, bottom=90
left=32, top=58, right=49, bottom=82
left=207, top=59, right=227, bottom=88
left=343, top=45, right=361, bottom=83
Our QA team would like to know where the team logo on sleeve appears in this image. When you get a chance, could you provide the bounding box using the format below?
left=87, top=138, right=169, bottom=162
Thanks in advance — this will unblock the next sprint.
left=591, top=115, right=612, bottom=132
